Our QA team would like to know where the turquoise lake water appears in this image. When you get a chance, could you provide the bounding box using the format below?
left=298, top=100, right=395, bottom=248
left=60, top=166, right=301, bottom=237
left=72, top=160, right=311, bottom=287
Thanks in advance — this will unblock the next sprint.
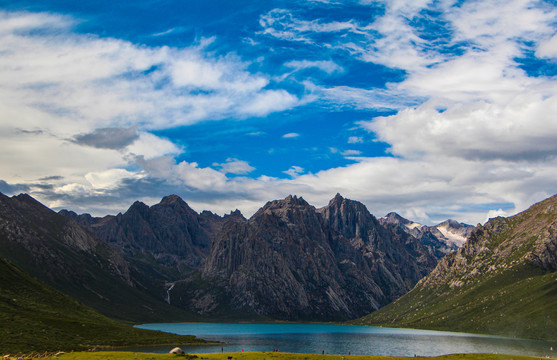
left=127, top=323, right=557, bottom=357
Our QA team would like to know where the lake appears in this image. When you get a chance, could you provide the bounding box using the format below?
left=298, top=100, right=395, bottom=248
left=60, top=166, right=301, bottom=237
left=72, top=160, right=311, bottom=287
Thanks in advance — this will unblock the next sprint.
left=125, top=323, right=557, bottom=357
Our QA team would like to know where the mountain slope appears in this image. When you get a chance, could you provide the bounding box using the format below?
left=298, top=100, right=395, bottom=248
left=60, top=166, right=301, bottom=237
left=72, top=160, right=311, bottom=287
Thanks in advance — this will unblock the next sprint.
left=0, top=256, right=205, bottom=353
left=355, top=194, right=557, bottom=340
left=0, top=192, right=197, bottom=322
left=172, top=194, right=436, bottom=321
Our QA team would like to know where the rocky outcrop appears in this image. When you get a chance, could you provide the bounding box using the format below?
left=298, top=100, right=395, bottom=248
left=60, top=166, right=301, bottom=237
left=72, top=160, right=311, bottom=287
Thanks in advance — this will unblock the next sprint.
left=173, top=194, right=436, bottom=321
left=64, top=195, right=225, bottom=277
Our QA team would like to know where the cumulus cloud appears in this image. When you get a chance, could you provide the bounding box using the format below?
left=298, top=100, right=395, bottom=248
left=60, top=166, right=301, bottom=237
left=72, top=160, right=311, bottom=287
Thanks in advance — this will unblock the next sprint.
left=253, top=0, right=557, bottom=225
left=284, top=166, right=305, bottom=177
left=362, top=94, right=557, bottom=161
left=213, top=158, right=256, bottom=175
left=536, top=34, right=557, bottom=58
left=126, top=132, right=183, bottom=159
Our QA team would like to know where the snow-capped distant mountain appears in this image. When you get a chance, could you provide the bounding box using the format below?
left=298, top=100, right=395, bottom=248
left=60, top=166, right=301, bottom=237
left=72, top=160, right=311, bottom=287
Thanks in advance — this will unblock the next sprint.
left=379, top=213, right=474, bottom=259
left=435, top=219, right=473, bottom=247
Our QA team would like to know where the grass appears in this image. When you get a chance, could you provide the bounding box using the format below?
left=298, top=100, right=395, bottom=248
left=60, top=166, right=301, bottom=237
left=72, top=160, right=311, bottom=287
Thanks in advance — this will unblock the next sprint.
left=355, top=263, right=557, bottom=340
left=0, top=256, right=211, bottom=354
left=0, top=351, right=548, bottom=360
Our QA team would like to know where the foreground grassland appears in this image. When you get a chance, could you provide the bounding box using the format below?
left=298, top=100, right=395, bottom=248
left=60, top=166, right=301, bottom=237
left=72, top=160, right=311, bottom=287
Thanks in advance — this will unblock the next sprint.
left=1, top=352, right=550, bottom=360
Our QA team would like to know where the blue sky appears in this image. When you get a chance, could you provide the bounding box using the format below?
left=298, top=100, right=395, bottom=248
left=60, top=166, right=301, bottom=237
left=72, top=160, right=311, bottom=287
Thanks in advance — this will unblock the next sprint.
left=1, top=0, right=556, bottom=224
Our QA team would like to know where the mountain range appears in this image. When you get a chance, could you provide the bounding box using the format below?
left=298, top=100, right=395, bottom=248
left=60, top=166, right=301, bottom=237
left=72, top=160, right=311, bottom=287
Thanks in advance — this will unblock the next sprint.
left=62, top=193, right=443, bottom=321
left=2, top=189, right=555, bottom=350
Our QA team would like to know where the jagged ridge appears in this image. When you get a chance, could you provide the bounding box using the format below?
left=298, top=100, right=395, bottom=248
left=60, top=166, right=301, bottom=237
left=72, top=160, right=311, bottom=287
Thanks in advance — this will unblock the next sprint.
left=171, top=194, right=436, bottom=321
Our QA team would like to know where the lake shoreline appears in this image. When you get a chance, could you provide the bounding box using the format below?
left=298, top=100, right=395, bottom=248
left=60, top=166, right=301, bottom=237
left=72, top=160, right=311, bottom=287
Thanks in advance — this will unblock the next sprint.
left=127, top=322, right=557, bottom=358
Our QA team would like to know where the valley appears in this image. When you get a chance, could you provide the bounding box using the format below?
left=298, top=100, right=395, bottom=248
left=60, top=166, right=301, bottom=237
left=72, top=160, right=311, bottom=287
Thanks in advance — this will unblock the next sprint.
left=1, top=191, right=556, bottom=354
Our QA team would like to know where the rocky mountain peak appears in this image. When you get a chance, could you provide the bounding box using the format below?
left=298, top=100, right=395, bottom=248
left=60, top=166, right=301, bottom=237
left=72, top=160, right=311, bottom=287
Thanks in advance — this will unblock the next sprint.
left=319, top=194, right=377, bottom=241
left=438, top=219, right=467, bottom=229
left=283, top=194, right=310, bottom=206
left=382, top=212, right=413, bottom=226
left=253, top=195, right=315, bottom=220
left=160, top=194, right=186, bottom=205
left=14, top=193, right=43, bottom=207
left=58, top=209, right=79, bottom=219
left=330, top=193, right=344, bottom=203
left=126, top=200, right=149, bottom=215
left=224, top=209, right=246, bottom=221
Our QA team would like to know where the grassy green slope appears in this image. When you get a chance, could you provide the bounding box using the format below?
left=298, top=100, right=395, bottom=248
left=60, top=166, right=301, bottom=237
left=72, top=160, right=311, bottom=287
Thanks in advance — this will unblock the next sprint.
left=353, top=264, right=556, bottom=339
left=0, top=256, right=208, bottom=354
left=354, top=195, right=557, bottom=340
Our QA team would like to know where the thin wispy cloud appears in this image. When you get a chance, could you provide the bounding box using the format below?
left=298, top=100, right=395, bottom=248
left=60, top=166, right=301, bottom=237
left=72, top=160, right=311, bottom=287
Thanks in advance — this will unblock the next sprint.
left=282, top=133, right=300, bottom=138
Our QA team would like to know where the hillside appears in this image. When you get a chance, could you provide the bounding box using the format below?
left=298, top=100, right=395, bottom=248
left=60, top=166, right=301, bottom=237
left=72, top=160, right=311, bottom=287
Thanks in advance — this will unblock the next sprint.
left=0, top=256, right=207, bottom=354
left=0, top=192, right=198, bottom=323
left=354, top=194, right=557, bottom=340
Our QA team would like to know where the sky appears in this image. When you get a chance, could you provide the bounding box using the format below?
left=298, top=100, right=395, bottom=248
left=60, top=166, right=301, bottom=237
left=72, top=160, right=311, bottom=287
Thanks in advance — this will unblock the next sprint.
left=1, top=0, right=557, bottom=225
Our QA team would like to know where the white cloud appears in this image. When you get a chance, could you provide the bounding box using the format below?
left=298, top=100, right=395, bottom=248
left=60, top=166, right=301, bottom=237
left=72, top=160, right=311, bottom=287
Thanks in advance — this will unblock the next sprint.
left=284, top=166, right=305, bottom=177
left=0, top=10, right=301, bottom=211
left=285, top=60, right=343, bottom=74
left=126, top=132, right=183, bottom=160
left=240, top=90, right=299, bottom=117
left=85, top=169, right=144, bottom=190
left=282, top=132, right=300, bottom=138
left=259, top=9, right=360, bottom=43
left=302, top=81, right=421, bottom=111
left=341, top=150, right=361, bottom=156
left=348, top=136, right=363, bottom=144
left=252, top=0, right=557, bottom=226
left=362, top=93, right=557, bottom=161
left=485, top=208, right=511, bottom=223
left=537, top=34, right=557, bottom=59
left=213, top=158, right=256, bottom=175
left=0, top=10, right=299, bottom=135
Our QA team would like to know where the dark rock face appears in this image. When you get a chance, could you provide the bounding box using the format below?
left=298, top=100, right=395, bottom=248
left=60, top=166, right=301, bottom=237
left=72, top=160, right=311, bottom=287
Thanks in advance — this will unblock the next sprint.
left=174, top=194, right=436, bottom=321
left=68, top=195, right=221, bottom=276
